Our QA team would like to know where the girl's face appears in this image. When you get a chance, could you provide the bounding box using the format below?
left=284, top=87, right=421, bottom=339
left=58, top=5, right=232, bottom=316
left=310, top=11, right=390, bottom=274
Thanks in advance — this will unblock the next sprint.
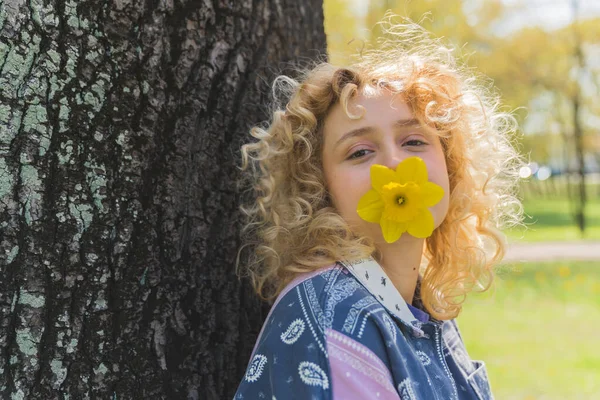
left=321, top=90, right=450, bottom=244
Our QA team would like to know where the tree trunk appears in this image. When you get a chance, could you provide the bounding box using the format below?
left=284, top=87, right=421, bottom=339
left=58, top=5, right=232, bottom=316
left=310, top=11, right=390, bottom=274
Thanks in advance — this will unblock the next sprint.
left=571, top=0, right=587, bottom=235
left=572, top=95, right=587, bottom=234
left=0, top=1, right=326, bottom=399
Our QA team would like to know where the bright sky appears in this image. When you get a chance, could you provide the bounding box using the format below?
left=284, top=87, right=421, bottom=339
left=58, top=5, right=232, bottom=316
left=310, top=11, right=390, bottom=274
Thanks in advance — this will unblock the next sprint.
left=351, top=0, right=600, bottom=33
left=500, top=0, right=600, bottom=31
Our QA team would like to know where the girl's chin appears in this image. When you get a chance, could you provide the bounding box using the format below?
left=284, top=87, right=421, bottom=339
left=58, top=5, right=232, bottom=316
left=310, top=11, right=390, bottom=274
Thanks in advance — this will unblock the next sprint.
left=379, top=234, right=424, bottom=245
left=368, top=231, right=425, bottom=247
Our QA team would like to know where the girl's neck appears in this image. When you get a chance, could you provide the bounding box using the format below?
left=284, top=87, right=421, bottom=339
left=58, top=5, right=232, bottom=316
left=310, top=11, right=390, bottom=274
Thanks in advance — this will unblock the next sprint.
left=375, top=236, right=425, bottom=305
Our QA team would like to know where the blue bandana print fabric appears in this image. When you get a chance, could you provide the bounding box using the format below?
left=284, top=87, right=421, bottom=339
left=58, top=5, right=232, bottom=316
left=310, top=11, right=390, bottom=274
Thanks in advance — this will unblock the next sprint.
left=234, top=258, right=494, bottom=399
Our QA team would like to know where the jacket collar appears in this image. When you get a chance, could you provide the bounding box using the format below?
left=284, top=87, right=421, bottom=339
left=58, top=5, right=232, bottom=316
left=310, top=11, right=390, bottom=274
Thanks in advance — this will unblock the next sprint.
left=338, top=256, right=438, bottom=335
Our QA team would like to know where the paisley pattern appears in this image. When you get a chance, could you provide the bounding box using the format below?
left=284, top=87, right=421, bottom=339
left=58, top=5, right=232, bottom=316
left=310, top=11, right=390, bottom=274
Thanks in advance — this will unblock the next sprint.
left=416, top=350, right=432, bottom=366
left=342, top=296, right=378, bottom=335
left=280, top=319, right=306, bottom=345
left=245, top=354, right=267, bottom=383
left=398, top=378, right=417, bottom=399
left=298, top=361, right=329, bottom=389
left=304, top=277, right=360, bottom=333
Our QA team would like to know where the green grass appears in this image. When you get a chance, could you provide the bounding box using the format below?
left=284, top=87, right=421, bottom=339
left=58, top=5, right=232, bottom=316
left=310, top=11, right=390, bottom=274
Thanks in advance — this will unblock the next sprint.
left=457, top=261, right=600, bottom=400
left=507, top=197, right=600, bottom=242
left=506, top=180, right=600, bottom=242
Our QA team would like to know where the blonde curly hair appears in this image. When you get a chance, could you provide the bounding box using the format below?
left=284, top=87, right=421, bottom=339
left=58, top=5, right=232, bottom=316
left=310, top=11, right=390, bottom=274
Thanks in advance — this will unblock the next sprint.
left=237, top=15, right=524, bottom=321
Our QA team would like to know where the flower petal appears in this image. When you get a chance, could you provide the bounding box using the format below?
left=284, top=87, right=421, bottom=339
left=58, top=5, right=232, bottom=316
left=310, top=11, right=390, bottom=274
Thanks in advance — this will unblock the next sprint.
left=371, top=164, right=398, bottom=193
left=406, top=209, right=435, bottom=238
left=395, top=157, right=428, bottom=184
left=357, top=189, right=385, bottom=223
left=421, top=182, right=445, bottom=207
left=380, top=218, right=407, bottom=243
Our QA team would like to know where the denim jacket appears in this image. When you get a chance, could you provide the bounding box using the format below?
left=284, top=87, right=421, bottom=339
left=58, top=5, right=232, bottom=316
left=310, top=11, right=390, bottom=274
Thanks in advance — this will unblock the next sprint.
left=234, top=257, right=494, bottom=399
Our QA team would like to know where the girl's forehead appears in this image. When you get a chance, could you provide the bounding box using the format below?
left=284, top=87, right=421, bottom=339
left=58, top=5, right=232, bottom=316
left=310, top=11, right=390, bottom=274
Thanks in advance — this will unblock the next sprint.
left=338, top=89, right=412, bottom=121
left=322, top=91, right=417, bottom=147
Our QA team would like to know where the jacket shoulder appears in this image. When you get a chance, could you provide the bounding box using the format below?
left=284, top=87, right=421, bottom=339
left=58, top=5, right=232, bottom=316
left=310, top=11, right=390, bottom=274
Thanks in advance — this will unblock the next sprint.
left=276, top=263, right=389, bottom=343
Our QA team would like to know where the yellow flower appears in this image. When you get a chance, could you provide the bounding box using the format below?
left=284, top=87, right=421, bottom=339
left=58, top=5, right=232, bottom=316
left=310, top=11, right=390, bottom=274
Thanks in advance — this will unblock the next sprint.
left=558, top=265, right=571, bottom=279
left=357, top=157, right=445, bottom=243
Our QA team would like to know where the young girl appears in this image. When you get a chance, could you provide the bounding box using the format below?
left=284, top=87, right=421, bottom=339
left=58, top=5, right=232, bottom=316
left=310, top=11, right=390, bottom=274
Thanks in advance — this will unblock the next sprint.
left=234, top=17, right=523, bottom=400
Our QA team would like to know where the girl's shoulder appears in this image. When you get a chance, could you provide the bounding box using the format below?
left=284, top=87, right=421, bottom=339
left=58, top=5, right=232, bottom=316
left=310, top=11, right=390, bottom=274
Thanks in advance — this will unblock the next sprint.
left=264, top=261, right=401, bottom=370
left=269, top=262, right=383, bottom=332
left=235, top=263, right=398, bottom=399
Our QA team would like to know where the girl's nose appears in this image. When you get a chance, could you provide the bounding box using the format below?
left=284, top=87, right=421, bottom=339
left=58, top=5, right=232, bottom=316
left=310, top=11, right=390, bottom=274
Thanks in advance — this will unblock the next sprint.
left=380, top=146, right=404, bottom=171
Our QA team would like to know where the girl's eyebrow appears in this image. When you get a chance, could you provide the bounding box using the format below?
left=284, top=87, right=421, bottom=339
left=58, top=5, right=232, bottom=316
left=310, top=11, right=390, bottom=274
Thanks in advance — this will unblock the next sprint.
left=334, top=118, right=422, bottom=149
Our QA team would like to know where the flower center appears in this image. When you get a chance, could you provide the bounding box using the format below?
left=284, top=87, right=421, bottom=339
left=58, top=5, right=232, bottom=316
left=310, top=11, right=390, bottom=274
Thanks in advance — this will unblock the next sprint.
left=396, top=196, right=406, bottom=206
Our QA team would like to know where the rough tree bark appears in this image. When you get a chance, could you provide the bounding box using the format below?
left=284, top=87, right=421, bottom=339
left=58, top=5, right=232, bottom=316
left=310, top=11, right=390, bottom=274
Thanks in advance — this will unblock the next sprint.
left=0, top=1, right=326, bottom=399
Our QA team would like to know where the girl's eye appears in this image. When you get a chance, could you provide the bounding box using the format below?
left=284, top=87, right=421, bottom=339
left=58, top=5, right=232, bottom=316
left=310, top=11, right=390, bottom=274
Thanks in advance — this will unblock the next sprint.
left=347, top=149, right=372, bottom=160
left=404, top=139, right=427, bottom=147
